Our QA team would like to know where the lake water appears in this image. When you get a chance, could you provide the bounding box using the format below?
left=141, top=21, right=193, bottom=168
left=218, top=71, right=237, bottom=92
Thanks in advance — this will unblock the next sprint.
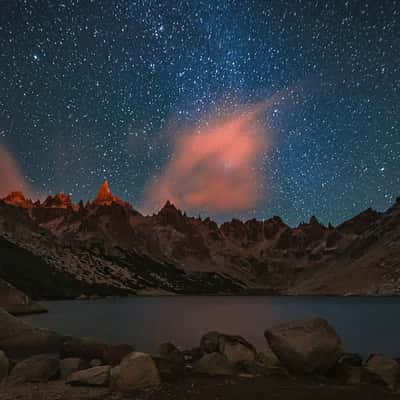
left=23, top=296, right=400, bottom=357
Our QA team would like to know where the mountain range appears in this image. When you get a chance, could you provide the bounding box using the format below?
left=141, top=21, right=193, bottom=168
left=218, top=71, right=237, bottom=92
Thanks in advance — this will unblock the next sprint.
left=0, top=180, right=399, bottom=301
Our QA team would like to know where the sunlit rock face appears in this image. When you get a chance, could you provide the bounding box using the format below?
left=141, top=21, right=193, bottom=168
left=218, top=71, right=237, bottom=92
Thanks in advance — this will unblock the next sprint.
left=93, top=180, right=120, bottom=206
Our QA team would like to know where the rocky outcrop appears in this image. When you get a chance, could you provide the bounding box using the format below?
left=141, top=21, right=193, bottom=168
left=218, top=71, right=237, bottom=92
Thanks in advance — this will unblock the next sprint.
left=0, top=278, right=46, bottom=315
left=9, top=354, right=60, bottom=383
left=114, top=352, right=161, bottom=393
left=364, top=354, right=400, bottom=390
left=265, top=317, right=342, bottom=374
left=0, top=308, right=62, bottom=357
left=66, top=365, right=111, bottom=387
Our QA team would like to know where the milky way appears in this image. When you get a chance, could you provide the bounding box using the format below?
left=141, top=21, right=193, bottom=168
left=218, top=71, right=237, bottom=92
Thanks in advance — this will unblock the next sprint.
left=0, top=1, right=399, bottom=225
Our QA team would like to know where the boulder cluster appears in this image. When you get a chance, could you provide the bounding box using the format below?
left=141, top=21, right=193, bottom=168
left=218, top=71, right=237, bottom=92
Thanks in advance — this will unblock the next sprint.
left=0, top=308, right=399, bottom=393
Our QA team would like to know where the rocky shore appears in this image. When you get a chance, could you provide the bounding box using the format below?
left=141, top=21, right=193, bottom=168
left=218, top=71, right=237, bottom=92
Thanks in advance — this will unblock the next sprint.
left=1, top=307, right=400, bottom=399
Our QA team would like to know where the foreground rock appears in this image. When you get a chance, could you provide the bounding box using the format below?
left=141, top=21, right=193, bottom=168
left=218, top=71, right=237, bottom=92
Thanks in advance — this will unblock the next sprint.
left=218, top=334, right=256, bottom=366
left=9, top=354, right=59, bottom=383
left=103, top=344, right=134, bottom=366
left=330, top=353, right=363, bottom=385
left=66, top=365, right=111, bottom=387
left=246, top=345, right=288, bottom=377
left=60, top=337, right=107, bottom=361
left=0, top=278, right=47, bottom=316
left=193, top=352, right=235, bottom=376
left=365, top=354, right=400, bottom=390
left=0, top=350, right=9, bottom=381
left=60, top=337, right=133, bottom=365
left=199, top=331, right=256, bottom=367
left=60, top=357, right=87, bottom=379
left=153, top=342, right=185, bottom=380
left=114, top=352, right=160, bottom=393
left=0, top=307, right=62, bottom=357
left=265, top=317, right=342, bottom=374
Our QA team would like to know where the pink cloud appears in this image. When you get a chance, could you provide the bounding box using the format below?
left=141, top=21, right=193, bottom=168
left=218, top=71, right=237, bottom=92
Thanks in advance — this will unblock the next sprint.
left=0, top=144, right=37, bottom=199
left=142, top=102, right=272, bottom=215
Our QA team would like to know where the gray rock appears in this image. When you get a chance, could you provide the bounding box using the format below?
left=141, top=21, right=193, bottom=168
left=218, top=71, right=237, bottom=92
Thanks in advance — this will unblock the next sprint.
left=153, top=342, right=185, bottom=380
left=0, top=308, right=62, bottom=358
left=193, top=352, right=235, bottom=376
left=245, top=345, right=288, bottom=377
left=364, top=354, right=400, bottom=390
left=66, top=365, right=111, bottom=387
left=60, top=357, right=87, bottom=379
left=331, top=353, right=363, bottom=385
left=9, top=354, right=59, bottom=383
left=200, top=331, right=220, bottom=354
left=265, top=317, right=342, bottom=374
left=115, top=352, right=160, bottom=393
left=218, top=334, right=256, bottom=366
left=0, top=350, right=9, bottom=381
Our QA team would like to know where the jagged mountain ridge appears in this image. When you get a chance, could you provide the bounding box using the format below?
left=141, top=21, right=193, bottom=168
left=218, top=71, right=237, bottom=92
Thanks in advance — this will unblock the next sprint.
left=1, top=181, right=399, bottom=297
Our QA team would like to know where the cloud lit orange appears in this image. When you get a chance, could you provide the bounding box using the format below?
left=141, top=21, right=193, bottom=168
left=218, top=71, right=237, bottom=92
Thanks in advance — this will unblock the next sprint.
left=143, top=103, right=272, bottom=215
left=0, top=144, right=36, bottom=199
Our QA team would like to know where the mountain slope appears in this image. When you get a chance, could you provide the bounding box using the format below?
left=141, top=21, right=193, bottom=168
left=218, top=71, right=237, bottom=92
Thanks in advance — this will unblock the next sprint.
left=1, top=182, right=399, bottom=297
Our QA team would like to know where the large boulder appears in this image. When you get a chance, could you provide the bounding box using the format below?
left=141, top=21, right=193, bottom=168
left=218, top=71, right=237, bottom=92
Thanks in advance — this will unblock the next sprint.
left=0, top=308, right=62, bottom=357
left=102, top=344, right=134, bottom=366
left=200, top=331, right=220, bottom=354
left=9, top=354, right=59, bottom=383
left=153, top=342, right=185, bottom=380
left=66, top=365, right=111, bottom=387
left=264, top=317, right=342, bottom=374
left=218, top=334, right=256, bottom=366
left=0, top=350, right=9, bottom=381
left=60, top=336, right=107, bottom=361
left=364, top=354, right=400, bottom=390
left=114, top=352, right=160, bottom=393
left=60, top=357, right=87, bottom=379
left=193, top=352, right=235, bottom=376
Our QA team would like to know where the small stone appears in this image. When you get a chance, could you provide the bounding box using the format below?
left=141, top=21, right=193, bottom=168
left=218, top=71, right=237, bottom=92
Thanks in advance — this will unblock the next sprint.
left=90, top=358, right=102, bottom=367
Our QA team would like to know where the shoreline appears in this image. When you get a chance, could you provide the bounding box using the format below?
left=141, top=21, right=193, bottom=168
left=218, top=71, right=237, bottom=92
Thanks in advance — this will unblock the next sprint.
left=2, top=308, right=400, bottom=399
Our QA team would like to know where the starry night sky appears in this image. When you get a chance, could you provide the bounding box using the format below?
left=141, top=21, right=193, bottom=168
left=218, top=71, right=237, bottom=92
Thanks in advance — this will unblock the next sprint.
left=0, top=0, right=399, bottom=226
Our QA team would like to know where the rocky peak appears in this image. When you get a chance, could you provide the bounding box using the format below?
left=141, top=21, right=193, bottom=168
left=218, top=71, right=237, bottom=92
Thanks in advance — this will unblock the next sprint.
left=2, top=191, right=32, bottom=208
left=158, top=200, right=181, bottom=216
left=93, top=180, right=123, bottom=206
left=42, top=193, right=73, bottom=209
